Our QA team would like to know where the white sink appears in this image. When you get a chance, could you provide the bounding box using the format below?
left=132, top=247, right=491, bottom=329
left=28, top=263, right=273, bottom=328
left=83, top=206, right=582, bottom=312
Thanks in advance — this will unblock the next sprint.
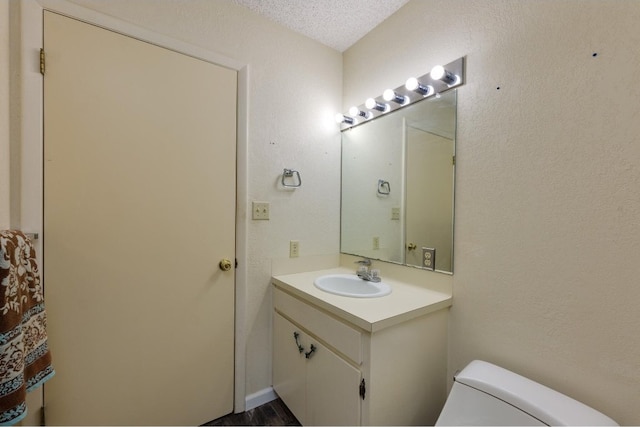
left=313, top=274, right=392, bottom=298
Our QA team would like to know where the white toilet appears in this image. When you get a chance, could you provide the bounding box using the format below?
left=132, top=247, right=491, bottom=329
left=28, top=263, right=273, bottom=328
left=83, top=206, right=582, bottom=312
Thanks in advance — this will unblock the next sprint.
left=436, top=360, right=618, bottom=426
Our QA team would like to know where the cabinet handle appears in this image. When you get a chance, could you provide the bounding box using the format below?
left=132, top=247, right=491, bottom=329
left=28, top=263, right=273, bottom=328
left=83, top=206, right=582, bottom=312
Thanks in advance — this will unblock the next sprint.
left=304, top=344, right=317, bottom=359
left=293, top=332, right=304, bottom=353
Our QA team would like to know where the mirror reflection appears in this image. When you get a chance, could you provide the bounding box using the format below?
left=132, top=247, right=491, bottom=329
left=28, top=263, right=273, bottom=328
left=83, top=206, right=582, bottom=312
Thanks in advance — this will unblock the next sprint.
left=340, top=91, right=456, bottom=273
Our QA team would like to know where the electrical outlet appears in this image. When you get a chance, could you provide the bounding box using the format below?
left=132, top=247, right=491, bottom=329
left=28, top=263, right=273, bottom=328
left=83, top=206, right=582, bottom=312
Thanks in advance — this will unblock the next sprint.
left=252, top=201, right=270, bottom=220
left=422, top=247, right=436, bottom=271
left=391, top=207, right=400, bottom=220
left=290, top=240, right=300, bottom=258
left=373, top=236, right=380, bottom=250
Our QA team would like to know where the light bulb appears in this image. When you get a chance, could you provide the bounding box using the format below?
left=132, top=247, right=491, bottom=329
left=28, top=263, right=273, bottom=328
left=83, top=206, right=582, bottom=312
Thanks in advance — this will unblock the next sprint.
left=349, top=106, right=370, bottom=119
left=382, top=89, right=395, bottom=101
left=431, top=65, right=445, bottom=80
left=430, top=65, right=458, bottom=85
left=405, top=77, right=419, bottom=91
left=405, top=77, right=434, bottom=96
left=383, top=89, right=407, bottom=105
left=365, top=98, right=388, bottom=112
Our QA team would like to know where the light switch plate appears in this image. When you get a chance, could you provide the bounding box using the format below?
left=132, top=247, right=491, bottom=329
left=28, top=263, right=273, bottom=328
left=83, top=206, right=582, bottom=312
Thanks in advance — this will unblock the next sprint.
left=252, top=201, right=270, bottom=220
left=391, top=207, right=400, bottom=220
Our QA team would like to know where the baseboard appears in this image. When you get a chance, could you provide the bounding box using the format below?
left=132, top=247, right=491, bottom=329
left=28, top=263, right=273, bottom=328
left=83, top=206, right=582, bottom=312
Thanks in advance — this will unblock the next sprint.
left=244, top=387, right=277, bottom=412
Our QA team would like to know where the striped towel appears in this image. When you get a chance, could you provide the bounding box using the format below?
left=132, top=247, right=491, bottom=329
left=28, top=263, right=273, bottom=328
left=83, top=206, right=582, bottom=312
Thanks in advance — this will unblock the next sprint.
left=0, top=231, right=54, bottom=426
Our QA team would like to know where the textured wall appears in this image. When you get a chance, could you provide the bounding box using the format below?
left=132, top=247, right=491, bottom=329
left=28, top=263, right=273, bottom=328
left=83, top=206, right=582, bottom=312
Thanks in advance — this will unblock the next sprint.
left=0, top=1, right=10, bottom=229
left=55, top=0, right=343, bottom=398
left=344, top=0, right=640, bottom=424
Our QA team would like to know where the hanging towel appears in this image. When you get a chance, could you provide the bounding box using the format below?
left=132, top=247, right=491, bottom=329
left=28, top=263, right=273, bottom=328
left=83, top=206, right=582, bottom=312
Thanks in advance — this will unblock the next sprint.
left=0, top=231, right=54, bottom=426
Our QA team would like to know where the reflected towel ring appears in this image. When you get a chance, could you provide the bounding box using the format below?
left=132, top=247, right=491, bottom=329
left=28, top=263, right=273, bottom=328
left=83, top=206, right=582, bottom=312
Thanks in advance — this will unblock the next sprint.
left=377, top=179, right=391, bottom=195
left=282, top=169, right=302, bottom=188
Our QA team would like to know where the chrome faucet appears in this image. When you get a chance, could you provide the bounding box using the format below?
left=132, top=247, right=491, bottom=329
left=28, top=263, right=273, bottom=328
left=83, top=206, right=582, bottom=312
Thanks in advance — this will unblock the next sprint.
left=355, top=258, right=381, bottom=282
left=355, top=258, right=372, bottom=267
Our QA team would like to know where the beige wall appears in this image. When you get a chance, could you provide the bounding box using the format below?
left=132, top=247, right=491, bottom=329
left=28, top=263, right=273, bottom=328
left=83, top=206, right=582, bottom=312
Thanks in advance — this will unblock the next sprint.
left=0, top=1, right=10, bottom=229
left=344, top=0, right=640, bottom=424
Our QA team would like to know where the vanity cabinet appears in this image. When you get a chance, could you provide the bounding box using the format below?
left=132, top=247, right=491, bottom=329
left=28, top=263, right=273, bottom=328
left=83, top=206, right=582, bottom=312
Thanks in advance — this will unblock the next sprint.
left=273, top=313, right=361, bottom=426
left=272, top=284, right=449, bottom=426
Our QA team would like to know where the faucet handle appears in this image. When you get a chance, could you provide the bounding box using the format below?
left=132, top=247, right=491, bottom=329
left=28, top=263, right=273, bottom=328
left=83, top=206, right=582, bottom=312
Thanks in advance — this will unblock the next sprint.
left=354, top=258, right=372, bottom=266
left=369, top=269, right=381, bottom=282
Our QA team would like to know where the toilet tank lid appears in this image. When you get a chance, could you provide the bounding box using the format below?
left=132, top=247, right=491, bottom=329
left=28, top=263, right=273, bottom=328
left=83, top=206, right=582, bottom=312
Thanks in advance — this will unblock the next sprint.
left=455, top=360, right=618, bottom=426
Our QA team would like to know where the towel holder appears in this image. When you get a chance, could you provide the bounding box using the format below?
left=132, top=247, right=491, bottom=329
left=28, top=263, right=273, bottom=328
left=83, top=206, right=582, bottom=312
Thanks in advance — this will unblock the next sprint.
left=377, top=179, right=391, bottom=195
left=282, top=169, right=302, bottom=188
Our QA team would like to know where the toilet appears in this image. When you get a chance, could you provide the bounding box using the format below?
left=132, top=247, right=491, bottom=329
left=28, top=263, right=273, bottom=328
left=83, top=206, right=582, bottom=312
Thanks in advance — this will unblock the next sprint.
left=436, top=360, right=618, bottom=426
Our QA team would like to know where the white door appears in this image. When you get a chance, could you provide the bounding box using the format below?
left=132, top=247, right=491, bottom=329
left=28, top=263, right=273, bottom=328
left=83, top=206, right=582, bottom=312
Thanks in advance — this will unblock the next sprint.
left=43, top=11, right=236, bottom=425
left=405, top=126, right=454, bottom=271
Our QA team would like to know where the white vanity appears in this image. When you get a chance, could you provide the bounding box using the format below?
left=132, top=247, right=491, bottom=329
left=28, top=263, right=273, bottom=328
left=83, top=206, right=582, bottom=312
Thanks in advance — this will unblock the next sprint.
left=272, top=266, right=452, bottom=426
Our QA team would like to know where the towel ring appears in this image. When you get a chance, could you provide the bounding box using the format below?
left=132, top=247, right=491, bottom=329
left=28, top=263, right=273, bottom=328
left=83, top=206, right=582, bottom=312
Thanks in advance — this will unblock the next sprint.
left=282, top=169, right=302, bottom=188
left=377, top=179, right=391, bottom=195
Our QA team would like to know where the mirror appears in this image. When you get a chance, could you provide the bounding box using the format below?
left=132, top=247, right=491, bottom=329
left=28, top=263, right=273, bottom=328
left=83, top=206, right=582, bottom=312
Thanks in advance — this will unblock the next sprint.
left=340, top=91, right=456, bottom=273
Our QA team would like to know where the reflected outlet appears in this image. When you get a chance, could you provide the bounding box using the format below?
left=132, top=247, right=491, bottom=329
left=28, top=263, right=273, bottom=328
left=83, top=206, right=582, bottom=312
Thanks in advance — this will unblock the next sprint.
left=422, top=247, right=436, bottom=271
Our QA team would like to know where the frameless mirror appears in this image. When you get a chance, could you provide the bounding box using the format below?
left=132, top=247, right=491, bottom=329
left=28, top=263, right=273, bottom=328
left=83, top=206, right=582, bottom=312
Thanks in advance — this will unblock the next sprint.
left=340, top=91, right=456, bottom=273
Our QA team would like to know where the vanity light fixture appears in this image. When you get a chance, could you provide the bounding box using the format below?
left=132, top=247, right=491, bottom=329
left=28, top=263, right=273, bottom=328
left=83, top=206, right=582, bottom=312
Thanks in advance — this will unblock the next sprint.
left=405, top=77, right=434, bottom=96
left=335, top=114, right=355, bottom=125
left=336, top=57, right=464, bottom=130
left=365, top=97, right=389, bottom=112
left=382, top=89, right=408, bottom=105
left=430, top=65, right=460, bottom=86
left=349, top=106, right=371, bottom=119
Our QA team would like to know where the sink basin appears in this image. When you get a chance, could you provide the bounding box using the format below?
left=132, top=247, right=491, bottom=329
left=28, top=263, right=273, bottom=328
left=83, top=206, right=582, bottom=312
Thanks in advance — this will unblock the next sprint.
left=313, top=274, right=391, bottom=298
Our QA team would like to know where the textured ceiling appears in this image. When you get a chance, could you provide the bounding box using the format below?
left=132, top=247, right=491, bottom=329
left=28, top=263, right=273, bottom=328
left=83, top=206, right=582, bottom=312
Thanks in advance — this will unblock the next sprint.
left=230, top=0, right=410, bottom=52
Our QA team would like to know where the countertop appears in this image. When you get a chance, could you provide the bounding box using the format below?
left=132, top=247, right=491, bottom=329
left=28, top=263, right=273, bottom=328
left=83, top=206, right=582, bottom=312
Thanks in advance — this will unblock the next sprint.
left=272, top=267, right=452, bottom=333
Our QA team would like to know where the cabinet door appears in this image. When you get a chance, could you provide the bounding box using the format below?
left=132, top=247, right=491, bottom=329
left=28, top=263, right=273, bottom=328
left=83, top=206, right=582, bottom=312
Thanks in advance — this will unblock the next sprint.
left=306, top=339, right=362, bottom=426
left=273, top=313, right=307, bottom=424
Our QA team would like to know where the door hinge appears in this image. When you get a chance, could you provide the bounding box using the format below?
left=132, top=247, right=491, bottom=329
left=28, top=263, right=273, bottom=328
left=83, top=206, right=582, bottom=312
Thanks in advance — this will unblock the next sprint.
left=40, top=48, right=45, bottom=75
left=235, top=258, right=238, bottom=269
left=359, top=378, right=366, bottom=400
left=452, top=155, right=456, bottom=166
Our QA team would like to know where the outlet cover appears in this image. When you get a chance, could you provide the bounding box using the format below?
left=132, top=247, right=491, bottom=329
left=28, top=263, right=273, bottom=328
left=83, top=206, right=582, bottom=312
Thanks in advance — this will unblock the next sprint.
left=373, top=237, right=380, bottom=250
left=289, top=240, right=300, bottom=258
left=252, top=201, right=270, bottom=220
left=422, top=247, right=436, bottom=271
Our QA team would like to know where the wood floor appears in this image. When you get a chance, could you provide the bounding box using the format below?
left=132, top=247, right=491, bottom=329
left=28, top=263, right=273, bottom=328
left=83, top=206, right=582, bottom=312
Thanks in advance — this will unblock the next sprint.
left=203, top=398, right=300, bottom=426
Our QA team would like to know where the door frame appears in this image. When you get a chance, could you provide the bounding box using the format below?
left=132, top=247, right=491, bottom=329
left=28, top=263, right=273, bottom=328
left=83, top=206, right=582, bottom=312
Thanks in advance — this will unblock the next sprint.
left=16, top=0, right=250, bottom=415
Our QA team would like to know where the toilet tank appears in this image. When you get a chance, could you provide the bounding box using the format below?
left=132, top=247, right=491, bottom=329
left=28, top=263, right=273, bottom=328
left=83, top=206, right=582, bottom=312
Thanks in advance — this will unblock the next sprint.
left=436, top=360, right=618, bottom=426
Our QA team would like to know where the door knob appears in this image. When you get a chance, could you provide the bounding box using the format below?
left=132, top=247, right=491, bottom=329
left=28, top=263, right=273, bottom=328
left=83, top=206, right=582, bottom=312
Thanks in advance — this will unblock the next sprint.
left=219, top=258, right=233, bottom=271
left=407, top=243, right=417, bottom=251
